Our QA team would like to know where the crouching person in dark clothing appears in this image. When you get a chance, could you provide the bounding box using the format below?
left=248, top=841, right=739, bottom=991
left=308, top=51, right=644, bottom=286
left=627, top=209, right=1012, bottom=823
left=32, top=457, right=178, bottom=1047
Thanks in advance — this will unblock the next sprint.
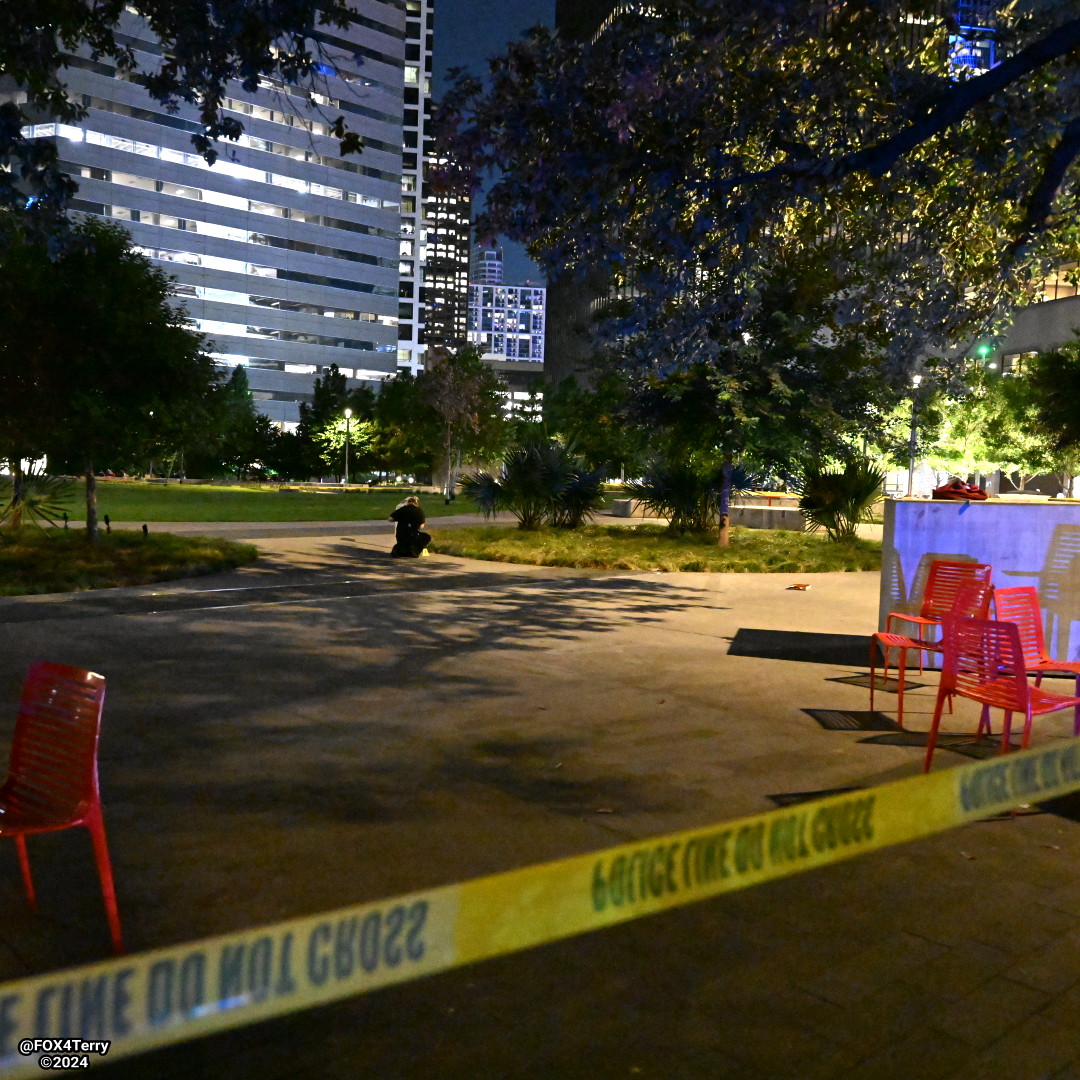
left=389, top=496, right=431, bottom=558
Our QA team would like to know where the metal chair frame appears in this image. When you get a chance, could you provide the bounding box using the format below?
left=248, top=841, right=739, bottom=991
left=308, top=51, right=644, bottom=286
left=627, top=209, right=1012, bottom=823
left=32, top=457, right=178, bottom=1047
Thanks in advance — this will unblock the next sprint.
left=993, top=586, right=1080, bottom=734
left=885, top=560, right=993, bottom=673
left=0, top=662, right=123, bottom=953
left=870, top=582, right=992, bottom=728
left=923, top=615, right=1080, bottom=773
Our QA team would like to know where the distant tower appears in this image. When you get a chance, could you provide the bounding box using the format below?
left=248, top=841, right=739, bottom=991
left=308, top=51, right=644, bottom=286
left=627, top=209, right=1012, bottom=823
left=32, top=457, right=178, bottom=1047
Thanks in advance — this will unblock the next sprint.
left=425, top=164, right=472, bottom=348
left=472, top=245, right=504, bottom=285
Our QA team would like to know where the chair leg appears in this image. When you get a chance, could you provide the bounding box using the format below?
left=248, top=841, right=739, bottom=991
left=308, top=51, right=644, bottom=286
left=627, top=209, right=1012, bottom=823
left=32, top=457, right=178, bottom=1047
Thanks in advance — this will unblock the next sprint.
left=923, top=688, right=950, bottom=772
left=1074, top=675, right=1080, bottom=736
left=976, top=703, right=991, bottom=740
left=897, top=648, right=908, bottom=729
left=869, top=638, right=878, bottom=715
left=14, top=836, right=36, bottom=911
left=1001, top=711, right=1013, bottom=754
left=1020, top=708, right=1034, bottom=752
left=86, top=813, right=124, bottom=955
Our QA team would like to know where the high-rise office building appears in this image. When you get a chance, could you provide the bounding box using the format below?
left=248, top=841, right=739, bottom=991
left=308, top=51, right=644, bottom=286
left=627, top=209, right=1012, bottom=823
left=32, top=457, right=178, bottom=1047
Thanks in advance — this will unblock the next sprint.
left=424, top=164, right=472, bottom=348
left=396, top=0, right=471, bottom=373
left=467, top=261, right=546, bottom=404
left=9, top=4, right=406, bottom=427
left=396, top=0, right=434, bottom=377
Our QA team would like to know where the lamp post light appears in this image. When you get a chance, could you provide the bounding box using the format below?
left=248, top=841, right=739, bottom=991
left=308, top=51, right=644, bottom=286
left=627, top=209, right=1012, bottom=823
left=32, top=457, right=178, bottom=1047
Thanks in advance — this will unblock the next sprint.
left=343, top=407, right=352, bottom=486
left=906, top=373, right=923, bottom=498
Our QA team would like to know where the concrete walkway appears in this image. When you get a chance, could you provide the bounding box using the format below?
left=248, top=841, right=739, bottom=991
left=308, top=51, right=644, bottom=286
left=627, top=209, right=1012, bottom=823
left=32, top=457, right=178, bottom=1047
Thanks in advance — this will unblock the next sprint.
left=0, top=527, right=1078, bottom=1079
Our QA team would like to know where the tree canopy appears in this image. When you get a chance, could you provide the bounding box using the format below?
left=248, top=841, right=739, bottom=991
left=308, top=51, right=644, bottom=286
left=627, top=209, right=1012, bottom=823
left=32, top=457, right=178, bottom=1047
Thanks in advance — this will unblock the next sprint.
left=438, top=0, right=1080, bottom=389
left=0, top=213, right=218, bottom=533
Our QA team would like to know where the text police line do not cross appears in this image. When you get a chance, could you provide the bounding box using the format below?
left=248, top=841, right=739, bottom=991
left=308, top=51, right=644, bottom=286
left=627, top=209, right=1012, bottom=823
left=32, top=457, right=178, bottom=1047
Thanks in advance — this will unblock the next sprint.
left=2, top=742, right=1080, bottom=1077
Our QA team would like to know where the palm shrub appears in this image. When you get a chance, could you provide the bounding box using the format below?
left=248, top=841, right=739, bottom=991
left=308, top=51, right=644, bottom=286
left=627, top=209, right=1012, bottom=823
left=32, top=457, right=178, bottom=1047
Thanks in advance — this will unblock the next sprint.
left=460, top=438, right=606, bottom=529
left=626, top=461, right=756, bottom=534
left=0, top=471, right=76, bottom=534
left=551, top=467, right=607, bottom=528
left=795, top=458, right=884, bottom=542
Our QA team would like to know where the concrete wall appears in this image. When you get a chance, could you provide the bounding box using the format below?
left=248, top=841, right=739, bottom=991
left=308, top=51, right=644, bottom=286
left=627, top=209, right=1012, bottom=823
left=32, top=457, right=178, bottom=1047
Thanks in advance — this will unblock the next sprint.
left=730, top=505, right=805, bottom=531
left=880, top=498, right=1080, bottom=661
left=609, top=501, right=804, bottom=530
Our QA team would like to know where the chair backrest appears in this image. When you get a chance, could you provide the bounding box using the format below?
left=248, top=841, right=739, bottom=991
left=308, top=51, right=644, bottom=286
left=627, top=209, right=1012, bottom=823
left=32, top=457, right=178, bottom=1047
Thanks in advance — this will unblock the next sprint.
left=920, top=560, right=993, bottom=620
left=951, top=581, right=993, bottom=619
left=993, top=586, right=1047, bottom=667
left=2, top=662, right=106, bottom=823
left=940, top=615, right=1028, bottom=710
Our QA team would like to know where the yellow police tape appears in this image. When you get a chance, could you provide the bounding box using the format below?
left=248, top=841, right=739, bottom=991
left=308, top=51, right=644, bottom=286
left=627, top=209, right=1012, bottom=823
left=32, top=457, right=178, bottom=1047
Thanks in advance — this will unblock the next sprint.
left=3, top=738, right=1080, bottom=1076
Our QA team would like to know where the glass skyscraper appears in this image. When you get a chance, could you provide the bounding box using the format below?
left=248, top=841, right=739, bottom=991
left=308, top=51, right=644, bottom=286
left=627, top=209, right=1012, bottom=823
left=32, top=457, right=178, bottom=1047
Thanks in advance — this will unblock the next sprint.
left=11, top=2, right=406, bottom=427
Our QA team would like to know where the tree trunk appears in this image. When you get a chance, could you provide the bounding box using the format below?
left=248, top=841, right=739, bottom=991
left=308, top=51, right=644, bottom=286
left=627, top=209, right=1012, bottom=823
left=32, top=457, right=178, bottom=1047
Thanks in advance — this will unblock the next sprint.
left=717, top=459, right=732, bottom=548
left=84, top=460, right=98, bottom=540
left=443, top=424, right=454, bottom=503
left=10, top=459, right=25, bottom=532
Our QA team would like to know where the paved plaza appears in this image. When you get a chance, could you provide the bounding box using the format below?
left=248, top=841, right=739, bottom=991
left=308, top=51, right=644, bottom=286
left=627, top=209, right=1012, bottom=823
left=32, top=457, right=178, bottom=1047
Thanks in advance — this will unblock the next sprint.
left=1, top=520, right=1079, bottom=1079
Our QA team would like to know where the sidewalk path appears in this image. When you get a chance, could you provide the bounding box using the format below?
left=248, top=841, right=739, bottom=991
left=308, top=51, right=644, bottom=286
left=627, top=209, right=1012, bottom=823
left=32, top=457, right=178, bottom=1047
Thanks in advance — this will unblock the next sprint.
left=0, top=531, right=1076, bottom=1079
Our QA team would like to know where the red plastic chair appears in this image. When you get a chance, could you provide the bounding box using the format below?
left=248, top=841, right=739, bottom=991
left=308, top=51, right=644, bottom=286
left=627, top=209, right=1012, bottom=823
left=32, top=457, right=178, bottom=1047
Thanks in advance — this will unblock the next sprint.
left=885, top=560, right=994, bottom=670
left=923, top=616, right=1080, bottom=772
left=0, top=662, right=123, bottom=953
left=870, top=581, right=992, bottom=728
left=993, top=587, right=1080, bottom=734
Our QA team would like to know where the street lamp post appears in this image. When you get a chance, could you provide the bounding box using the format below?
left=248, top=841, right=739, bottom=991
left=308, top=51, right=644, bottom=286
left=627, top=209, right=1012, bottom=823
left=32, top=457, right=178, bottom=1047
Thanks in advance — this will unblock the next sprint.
left=906, top=374, right=923, bottom=497
left=343, top=407, right=352, bottom=486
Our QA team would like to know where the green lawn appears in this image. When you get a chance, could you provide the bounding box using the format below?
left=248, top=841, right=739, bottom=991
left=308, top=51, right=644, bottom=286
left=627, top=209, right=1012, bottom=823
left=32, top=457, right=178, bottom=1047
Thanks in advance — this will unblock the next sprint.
left=428, top=524, right=882, bottom=573
left=52, top=480, right=475, bottom=523
left=0, top=530, right=258, bottom=596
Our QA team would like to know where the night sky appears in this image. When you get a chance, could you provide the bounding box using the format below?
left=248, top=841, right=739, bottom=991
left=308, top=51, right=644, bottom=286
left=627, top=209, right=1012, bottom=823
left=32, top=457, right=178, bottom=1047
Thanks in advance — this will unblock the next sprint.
left=434, top=0, right=555, bottom=284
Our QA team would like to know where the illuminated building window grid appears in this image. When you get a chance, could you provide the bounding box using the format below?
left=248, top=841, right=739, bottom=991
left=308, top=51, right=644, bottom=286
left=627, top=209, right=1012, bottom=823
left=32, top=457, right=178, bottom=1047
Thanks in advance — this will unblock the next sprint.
left=467, top=284, right=547, bottom=362
left=130, top=245, right=399, bottom=297
left=60, top=158, right=399, bottom=239
left=70, top=198, right=398, bottom=269
left=35, top=3, right=404, bottom=426
left=36, top=121, right=400, bottom=205
left=65, top=52, right=404, bottom=132
left=110, top=27, right=404, bottom=99
left=171, top=283, right=397, bottom=326
left=192, top=317, right=394, bottom=353
left=396, top=0, right=435, bottom=373
left=212, top=353, right=393, bottom=381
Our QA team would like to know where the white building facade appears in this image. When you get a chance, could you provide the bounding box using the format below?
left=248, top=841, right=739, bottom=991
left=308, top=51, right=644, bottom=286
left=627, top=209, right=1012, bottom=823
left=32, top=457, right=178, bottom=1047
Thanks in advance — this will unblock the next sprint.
left=467, top=283, right=546, bottom=364
left=12, top=1, right=405, bottom=426
left=396, top=0, right=434, bottom=376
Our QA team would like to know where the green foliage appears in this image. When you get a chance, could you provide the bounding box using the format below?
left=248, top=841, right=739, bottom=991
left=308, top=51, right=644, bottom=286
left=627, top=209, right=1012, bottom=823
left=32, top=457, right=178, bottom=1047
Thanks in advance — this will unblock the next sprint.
left=920, top=364, right=1060, bottom=489
left=369, top=371, right=439, bottom=477
left=795, top=459, right=885, bottom=543
left=542, top=374, right=647, bottom=476
left=82, top=480, right=468, bottom=523
left=0, top=213, right=218, bottom=533
left=0, top=529, right=257, bottom=596
left=626, top=462, right=756, bottom=535
left=0, top=471, right=76, bottom=532
left=430, top=524, right=882, bottom=574
left=419, top=345, right=509, bottom=496
left=460, top=437, right=606, bottom=530
left=440, top=2, right=1080, bottom=465
left=1026, top=342, right=1080, bottom=453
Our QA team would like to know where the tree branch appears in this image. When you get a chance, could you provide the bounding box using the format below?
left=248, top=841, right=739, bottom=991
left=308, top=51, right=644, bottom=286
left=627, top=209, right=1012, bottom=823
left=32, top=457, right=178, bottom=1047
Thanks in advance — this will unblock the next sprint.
left=729, top=17, right=1080, bottom=188
left=1010, top=114, right=1080, bottom=254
